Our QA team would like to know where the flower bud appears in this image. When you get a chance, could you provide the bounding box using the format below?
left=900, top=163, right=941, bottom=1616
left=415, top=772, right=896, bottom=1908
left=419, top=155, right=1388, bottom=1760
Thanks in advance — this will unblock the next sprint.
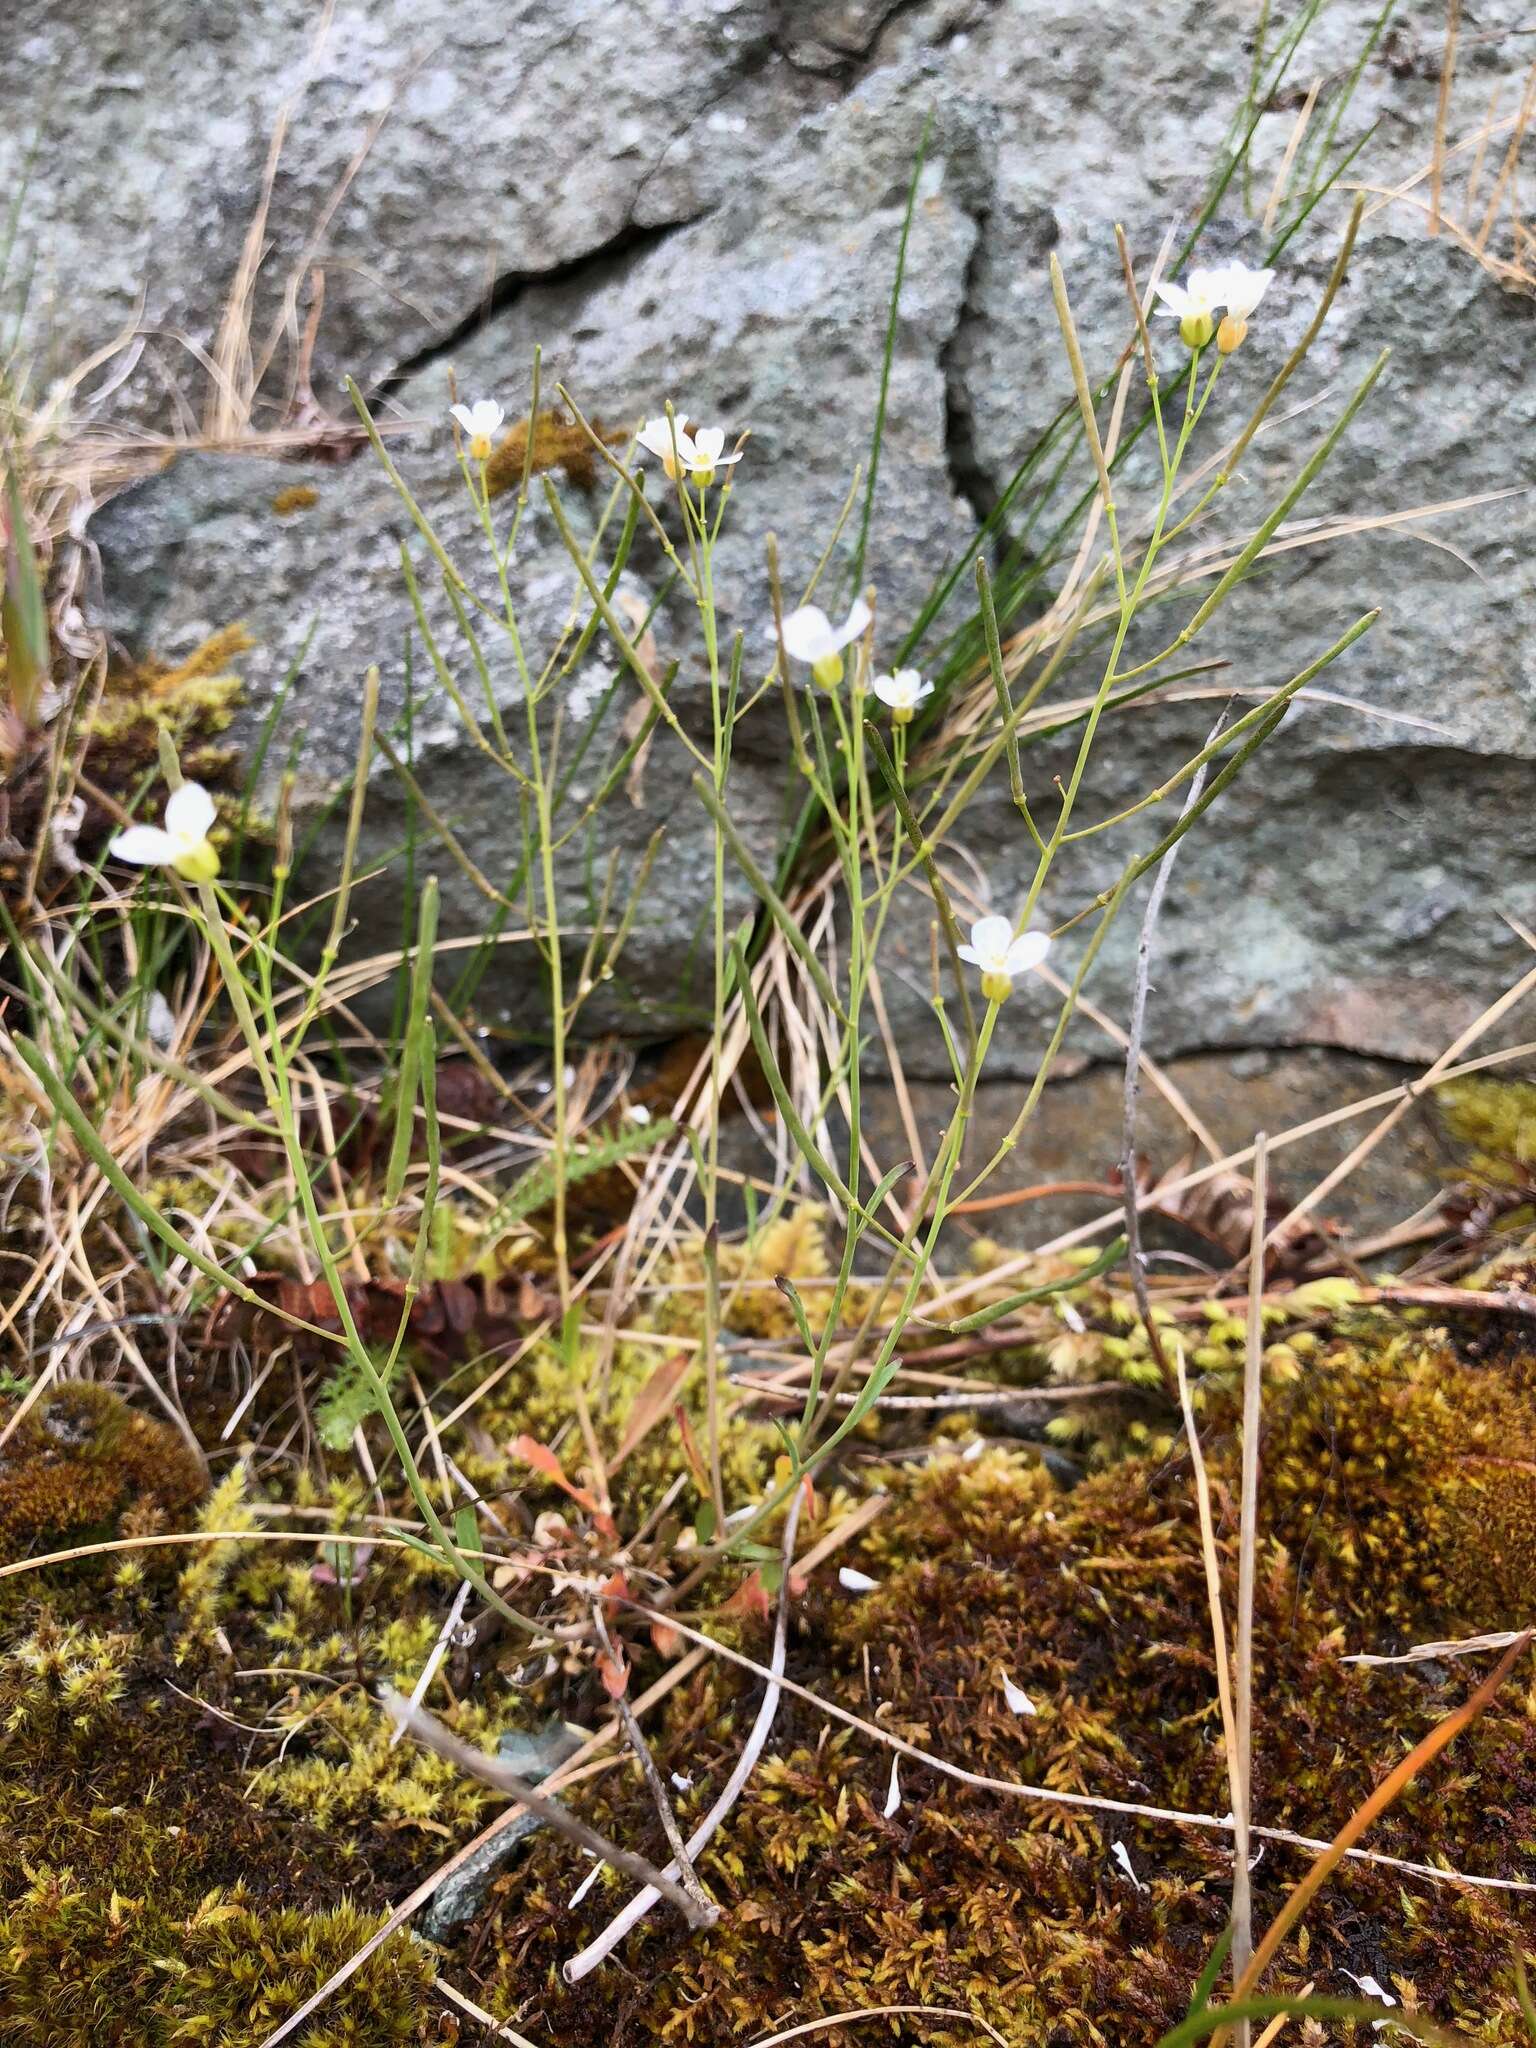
left=1216, top=314, right=1248, bottom=354
left=812, top=652, right=845, bottom=689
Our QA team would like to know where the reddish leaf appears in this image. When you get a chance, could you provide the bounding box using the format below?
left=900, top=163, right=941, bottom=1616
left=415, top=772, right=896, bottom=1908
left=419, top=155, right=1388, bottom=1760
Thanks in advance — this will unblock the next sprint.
left=596, top=1649, right=630, bottom=1699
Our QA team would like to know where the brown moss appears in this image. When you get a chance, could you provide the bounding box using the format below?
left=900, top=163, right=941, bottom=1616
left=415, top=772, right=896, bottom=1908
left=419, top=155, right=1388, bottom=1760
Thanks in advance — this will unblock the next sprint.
left=0, top=1383, right=206, bottom=1556
left=466, top=1327, right=1536, bottom=2045
left=482, top=410, right=624, bottom=498
left=271, top=483, right=320, bottom=515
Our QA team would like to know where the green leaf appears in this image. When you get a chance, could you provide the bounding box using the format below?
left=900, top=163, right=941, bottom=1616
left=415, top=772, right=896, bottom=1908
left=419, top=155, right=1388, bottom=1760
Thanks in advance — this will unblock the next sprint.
left=481, top=1115, right=677, bottom=1242
left=942, top=1236, right=1128, bottom=1333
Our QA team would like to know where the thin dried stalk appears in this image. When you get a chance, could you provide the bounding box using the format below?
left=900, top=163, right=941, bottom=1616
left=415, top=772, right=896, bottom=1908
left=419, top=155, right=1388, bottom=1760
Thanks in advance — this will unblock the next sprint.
left=377, top=1685, right=711, bottom=1927
left=1230, top=1130, right=1269, bottom=2038
left=564, top=1493, right=804, bottom=1981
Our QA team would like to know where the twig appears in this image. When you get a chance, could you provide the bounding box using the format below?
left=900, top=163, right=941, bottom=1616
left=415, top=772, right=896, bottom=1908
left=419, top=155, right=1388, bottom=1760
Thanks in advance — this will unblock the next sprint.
left=1231, top=1131, right=1269, bottom=2040
left=435, top=1976, right=542, bottom=2046
left=376, top=1685, right=711, bottom=1927
left=564, top=1493, right=804, bottom=1981
left=591, top=1602, right=715, bottom=1920
left=1122, top=715, right=1227, bottom=1399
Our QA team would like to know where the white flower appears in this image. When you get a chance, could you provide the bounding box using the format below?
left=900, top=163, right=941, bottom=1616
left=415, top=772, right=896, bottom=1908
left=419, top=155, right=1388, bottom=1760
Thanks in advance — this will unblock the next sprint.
left=871, top=667, right=934, bottom=725
left=955, top=913, right=1051, bottom=1003
left=637, top=412, right=744, bottom=486
left=1211, top=260, right=1274, bottom=352
left=636, top=414, right=697, bottom=482
left=775, top=596, right=872, bottom=688
left=108, top=782, right=220, bottom=883
left=680, top=423, right=743, bottom=485
left=1000, top=1673, right=1038, bottom=1716
left=838, top=1566, right=879, bottom=1593
left=882, top=1756, right=902, bottom=1818
left=450, top=398, right=505, bottom=460
left=1152, top=267, right=1226, bottom=347
left=1213, top=261, right=1273, bottom=319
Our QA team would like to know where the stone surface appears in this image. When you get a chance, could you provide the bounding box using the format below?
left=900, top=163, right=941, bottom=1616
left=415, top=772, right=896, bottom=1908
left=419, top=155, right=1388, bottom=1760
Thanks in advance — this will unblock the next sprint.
left=55, top=0, right=1536, bottom=1077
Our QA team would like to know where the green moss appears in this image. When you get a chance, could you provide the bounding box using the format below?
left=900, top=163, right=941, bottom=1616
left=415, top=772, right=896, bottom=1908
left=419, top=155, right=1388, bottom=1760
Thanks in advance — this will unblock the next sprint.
left=1, top=1874, right=443, bottom=2047
left=1434, top=1075, right=1536, bottom=1185
left=0, top=1612, right=447, bottom=2045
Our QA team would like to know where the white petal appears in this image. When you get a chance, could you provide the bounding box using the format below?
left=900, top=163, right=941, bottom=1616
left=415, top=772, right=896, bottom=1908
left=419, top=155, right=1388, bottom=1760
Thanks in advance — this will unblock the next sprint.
left=882, top=1756, right=901, bottom=1818
left=1152, top=281, right=1193, bottom=319
left=871, top=673, right=900, bottom=706
left=1111, top=1840, right=1146, bottom=1891
left=568, top=1857, right=602, bottom=1908
left=833, top=596, right=873, bottom=651
left=107, top=824, right=177, bottom=866
left=1184, top=266, right=1225, bottom=310
left=1003, top=929, right=1051, bottom=976
left=954, top=944, right=981, bottom=967
left=915, top=678, right=935, bottom=701
left=475, top=400, right=505, bottom=434
left=1001, top=1673, right=1038, bottom=1716
left=1222, top=263, right=1274, bottom=318
left=838, top=1566, right=879, bottom=1593
left=165, top=781, right=216, bottom=842
left=780, top=605, right=835, bottom=662
left=690, top=426, right=725, bottom=463
left=669, top=1771, right=693, bottom=1792
left=635, top=417, right=676, bottom=460
left=967, top=915, right=1013, bottom=962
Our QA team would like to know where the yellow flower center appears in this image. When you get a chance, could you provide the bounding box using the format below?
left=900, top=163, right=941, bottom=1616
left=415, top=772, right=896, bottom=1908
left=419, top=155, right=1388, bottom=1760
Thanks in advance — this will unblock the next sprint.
left=171, top=840, right=221, bottom=883
left=1216, top=314, right=1248, bottom=354
left=980, top=968, right=1013, bottom=1004
left=812, top=651, right=845, bottom=689
left=1179, top=310, right=1215, bottom=350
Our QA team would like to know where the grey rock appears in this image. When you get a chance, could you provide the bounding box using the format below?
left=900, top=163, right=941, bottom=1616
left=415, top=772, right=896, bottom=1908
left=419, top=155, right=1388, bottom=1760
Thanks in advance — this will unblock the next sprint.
left=71, top=0, right=1536, bottom=1082
left=1, top=1, right=832, bottom=416
left=90, top=62, right=984, bottom=1032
